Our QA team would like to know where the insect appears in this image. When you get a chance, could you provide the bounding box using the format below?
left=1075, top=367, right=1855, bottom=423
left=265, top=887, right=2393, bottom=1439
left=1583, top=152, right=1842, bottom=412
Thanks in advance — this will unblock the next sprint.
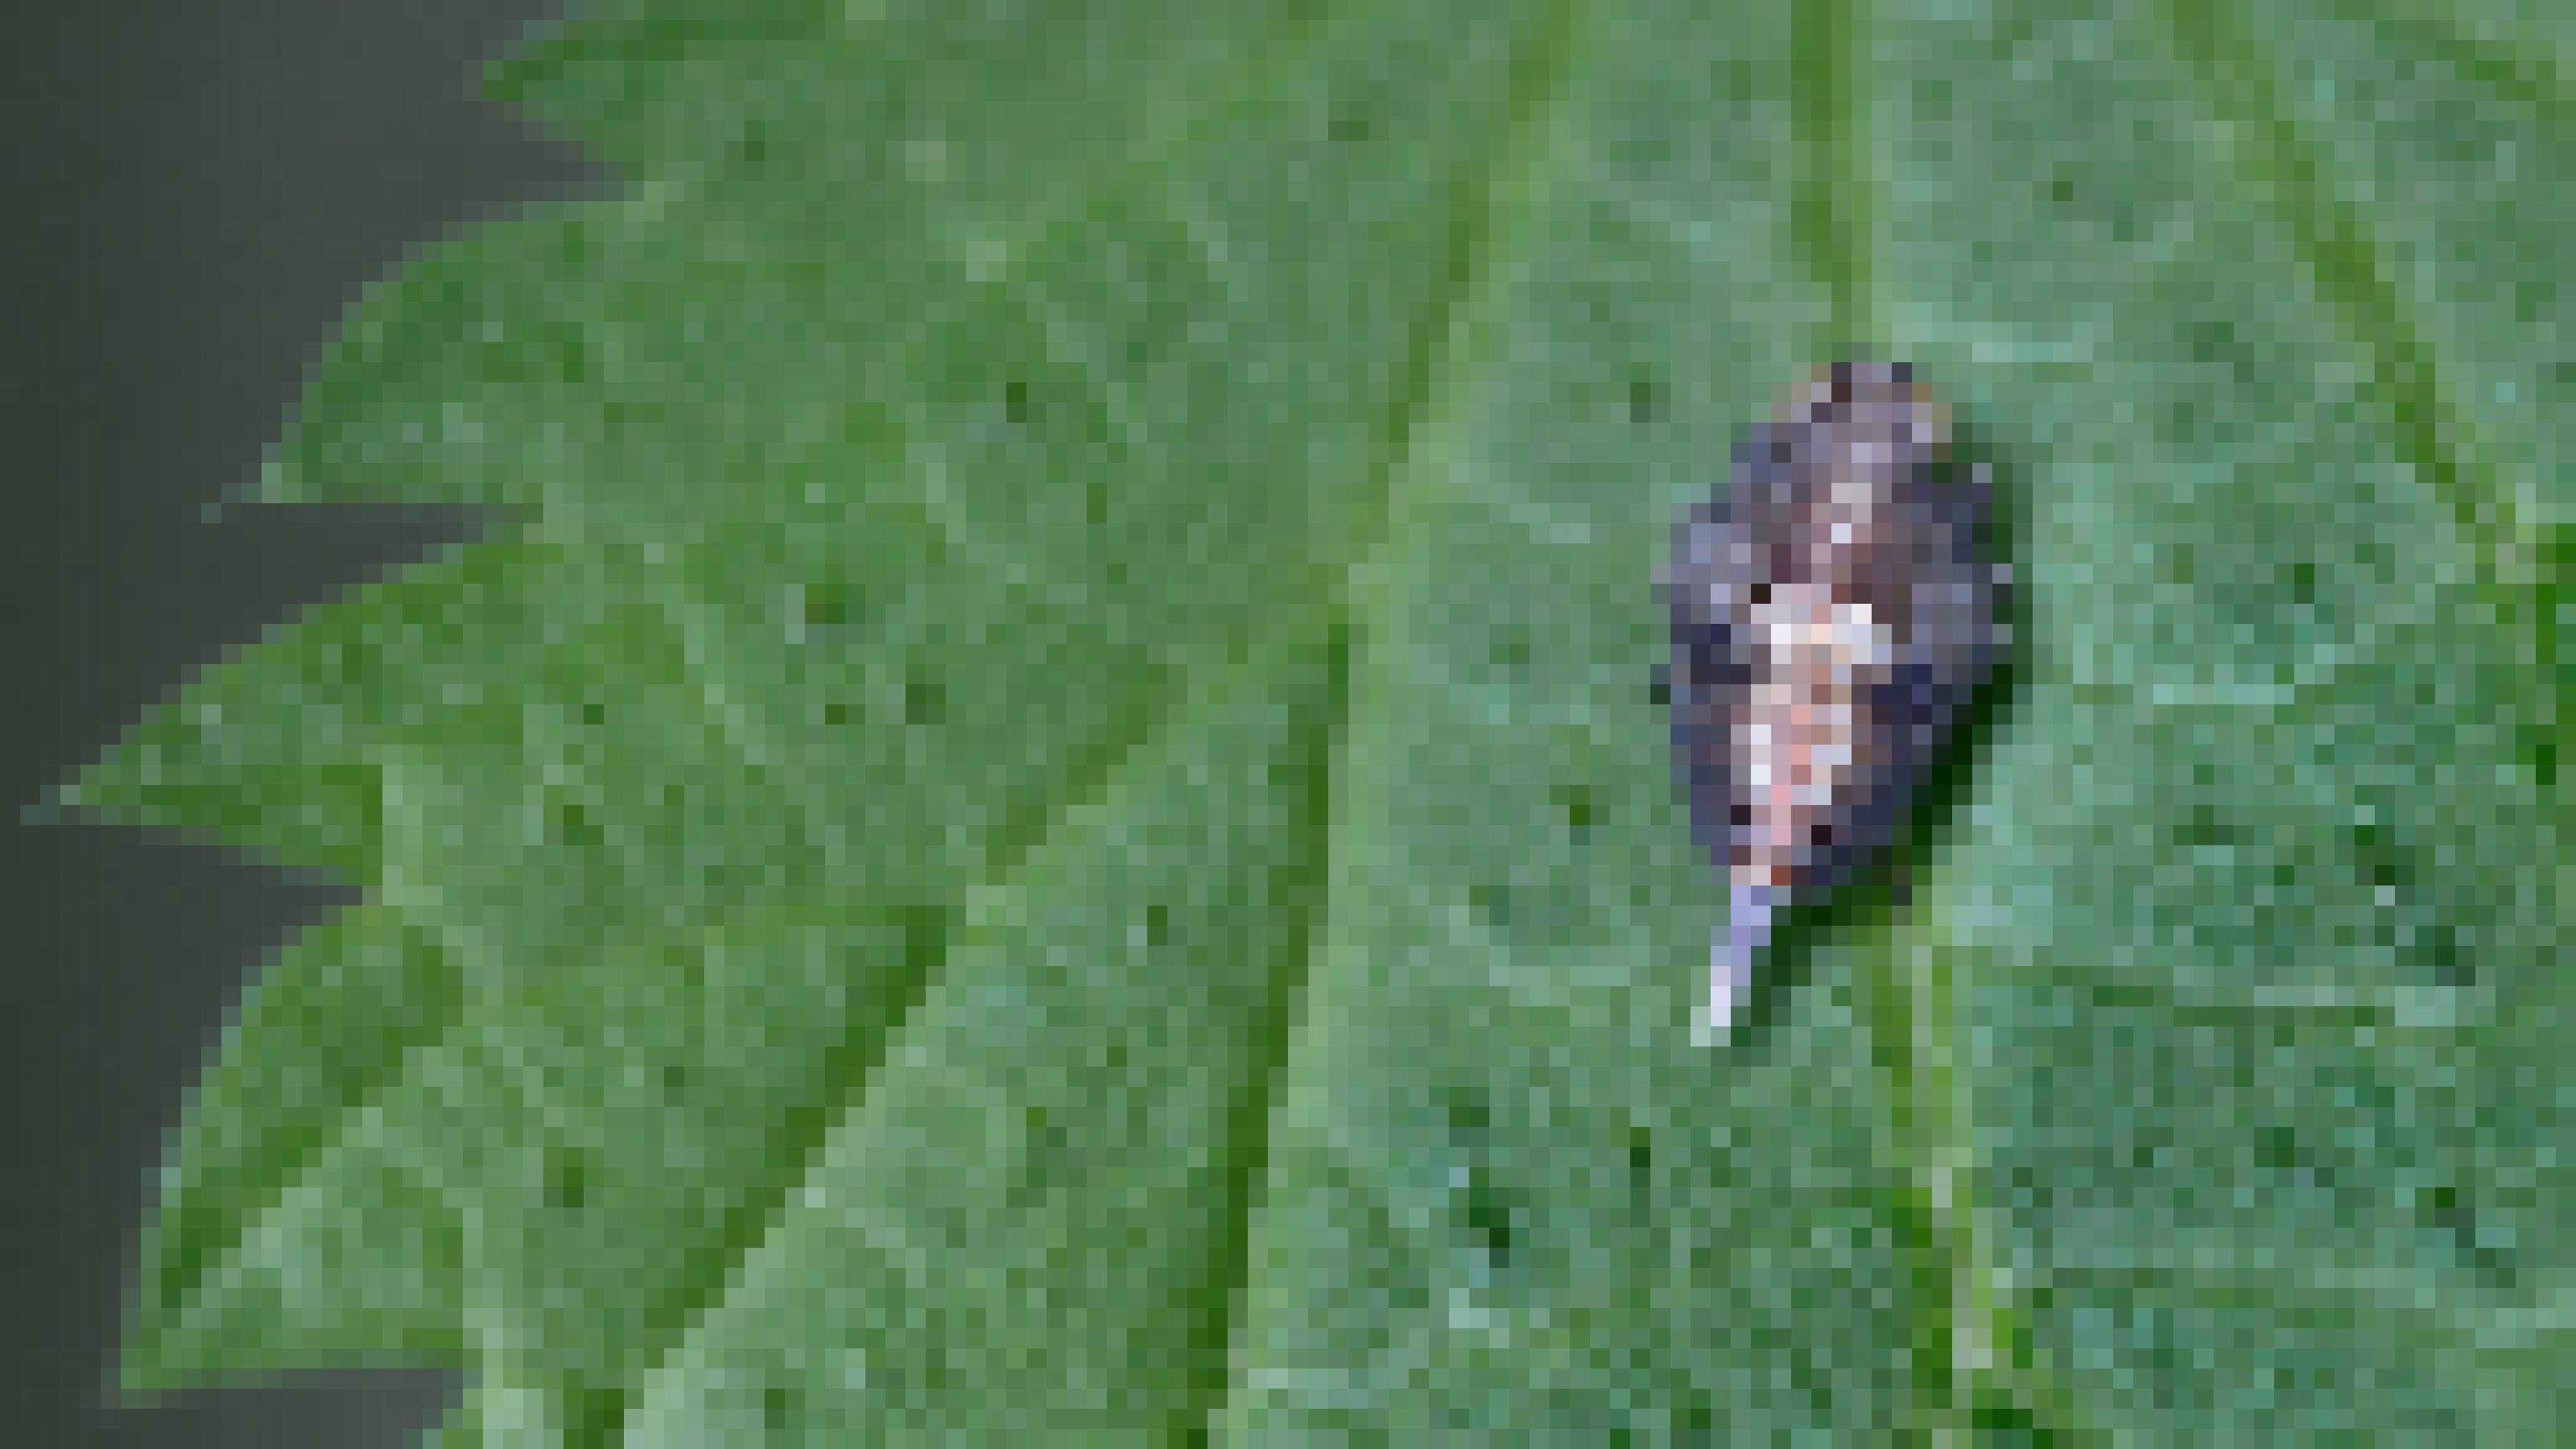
left=1662, top=360, right=2006, bottom=1042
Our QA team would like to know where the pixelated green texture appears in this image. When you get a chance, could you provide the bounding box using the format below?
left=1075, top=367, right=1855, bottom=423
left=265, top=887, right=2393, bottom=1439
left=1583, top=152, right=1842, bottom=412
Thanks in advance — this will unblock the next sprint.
left=61, top=0, right=2570, bottom=1441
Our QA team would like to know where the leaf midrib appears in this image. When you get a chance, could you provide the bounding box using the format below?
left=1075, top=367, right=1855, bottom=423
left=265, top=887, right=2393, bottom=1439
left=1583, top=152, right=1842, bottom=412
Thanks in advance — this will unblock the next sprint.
left=1803, top=0, right=2078, bottom=1436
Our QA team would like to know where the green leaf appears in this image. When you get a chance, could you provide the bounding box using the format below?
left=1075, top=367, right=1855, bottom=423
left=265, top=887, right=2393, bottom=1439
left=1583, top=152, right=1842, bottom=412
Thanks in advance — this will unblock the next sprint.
left=65, top=0, right=2570, bottom=1441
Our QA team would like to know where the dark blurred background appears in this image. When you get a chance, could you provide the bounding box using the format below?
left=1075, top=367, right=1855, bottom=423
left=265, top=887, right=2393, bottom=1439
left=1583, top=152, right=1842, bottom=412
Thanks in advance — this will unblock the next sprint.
left=0, top=4, right=601, bottom=1443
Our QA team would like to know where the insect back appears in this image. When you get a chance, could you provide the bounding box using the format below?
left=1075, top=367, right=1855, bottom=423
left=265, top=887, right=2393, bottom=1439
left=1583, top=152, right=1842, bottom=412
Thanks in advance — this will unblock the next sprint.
left=1662, top=361, right=2004, bottom=1042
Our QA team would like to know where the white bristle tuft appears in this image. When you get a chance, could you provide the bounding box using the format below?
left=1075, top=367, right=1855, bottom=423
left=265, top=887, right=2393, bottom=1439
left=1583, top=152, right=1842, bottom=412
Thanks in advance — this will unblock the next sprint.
left=1698, top=879, right=1777, bottom=1045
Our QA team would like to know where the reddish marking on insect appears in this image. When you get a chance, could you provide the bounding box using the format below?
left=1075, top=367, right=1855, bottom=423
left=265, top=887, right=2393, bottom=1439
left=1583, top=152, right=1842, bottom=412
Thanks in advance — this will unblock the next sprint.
left=1662, top=360, right=2004, bottom=1041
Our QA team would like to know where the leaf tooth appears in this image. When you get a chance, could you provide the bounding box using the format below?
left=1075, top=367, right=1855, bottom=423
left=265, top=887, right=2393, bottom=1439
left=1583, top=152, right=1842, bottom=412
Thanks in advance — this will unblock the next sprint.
left=59, top=540, right=571, bottom=882
left=127, top=902, right=468, bottom=1389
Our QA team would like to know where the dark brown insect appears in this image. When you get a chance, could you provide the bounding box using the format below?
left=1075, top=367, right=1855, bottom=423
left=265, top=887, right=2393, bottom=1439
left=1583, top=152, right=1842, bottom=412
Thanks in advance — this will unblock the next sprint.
left=1662, top=360, right=2005, bottom=1040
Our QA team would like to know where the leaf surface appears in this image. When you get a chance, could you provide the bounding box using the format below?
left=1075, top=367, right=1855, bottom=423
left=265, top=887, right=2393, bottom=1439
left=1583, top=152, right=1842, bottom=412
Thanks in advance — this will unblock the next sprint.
left=68, top=0, right=2570, bottom=1441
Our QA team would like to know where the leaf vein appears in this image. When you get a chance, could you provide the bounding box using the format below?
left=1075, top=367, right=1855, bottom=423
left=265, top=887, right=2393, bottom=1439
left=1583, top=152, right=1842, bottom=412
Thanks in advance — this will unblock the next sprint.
left=2157, top=0, right=2566, bottom=831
